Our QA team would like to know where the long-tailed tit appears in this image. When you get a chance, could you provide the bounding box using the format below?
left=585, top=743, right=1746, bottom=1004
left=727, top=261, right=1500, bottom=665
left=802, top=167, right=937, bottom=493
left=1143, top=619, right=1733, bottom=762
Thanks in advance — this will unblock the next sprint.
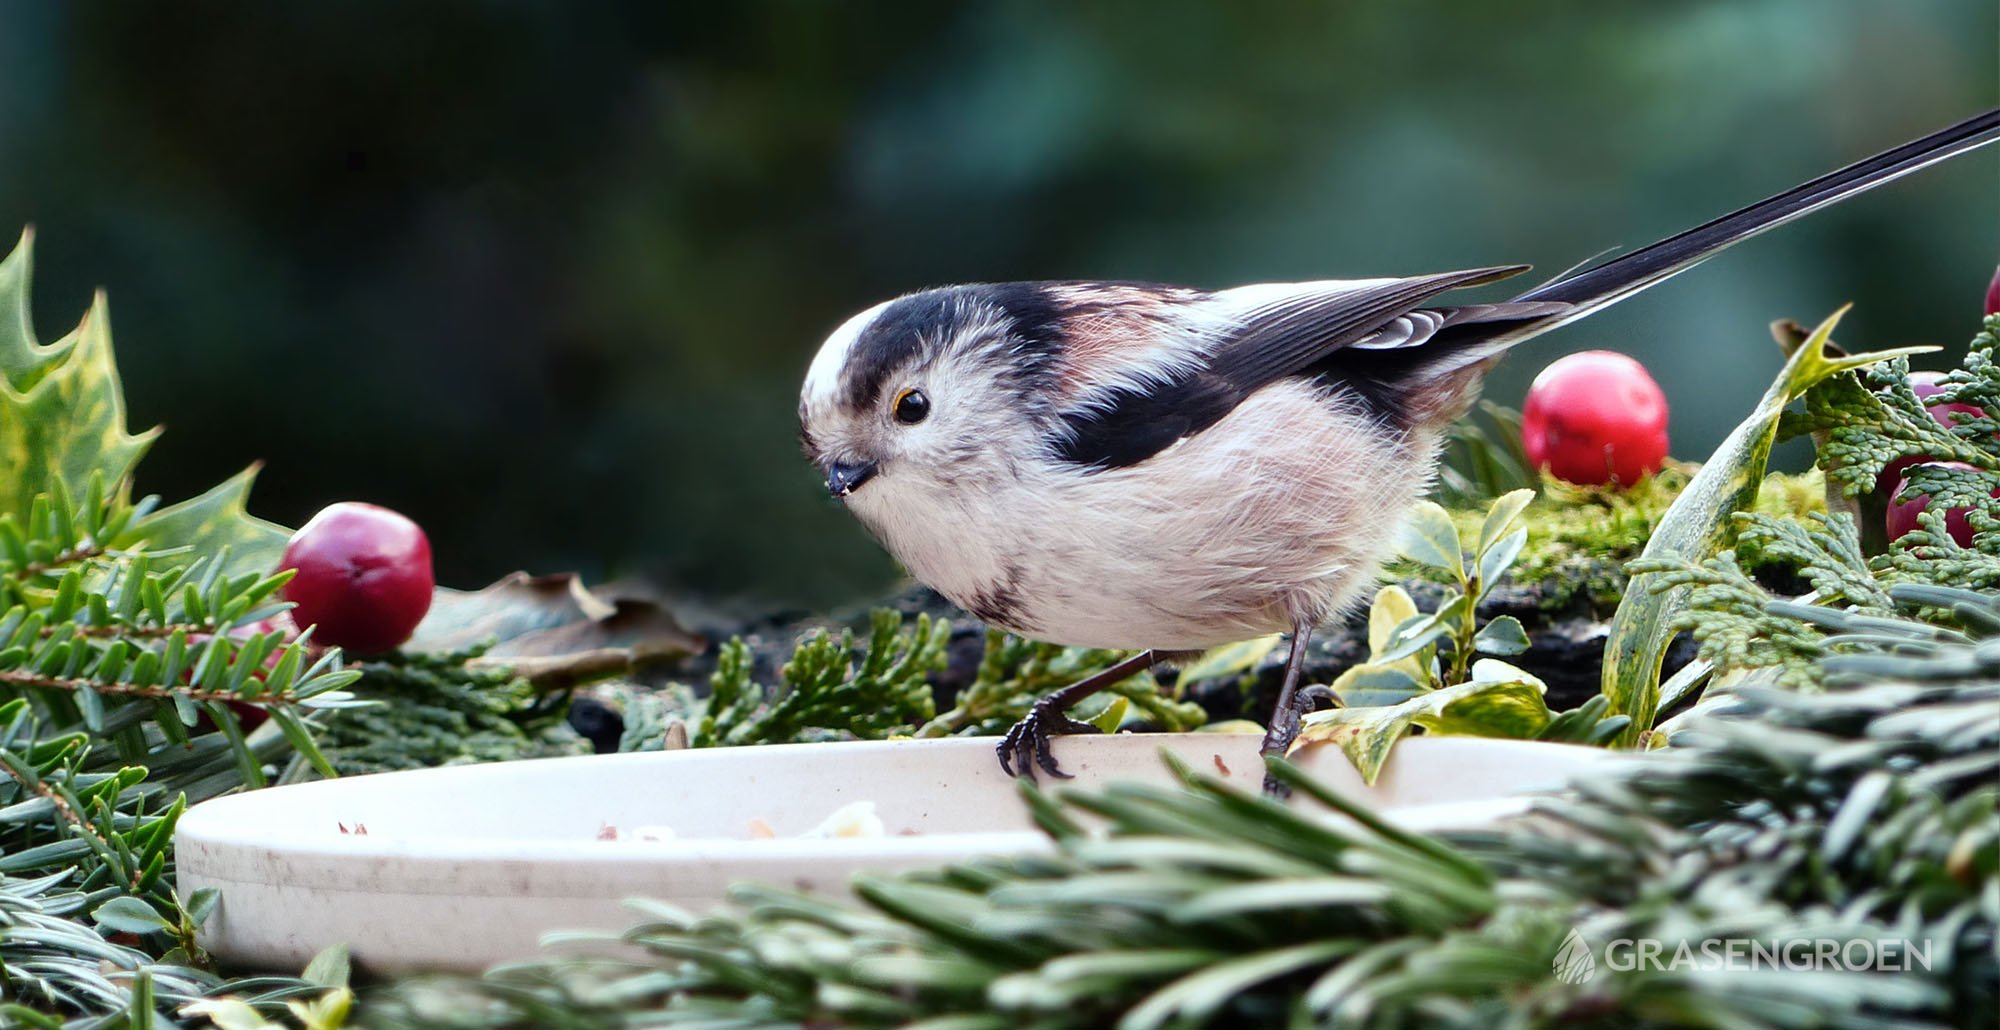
left=799, top=108, right=2000, bottom=783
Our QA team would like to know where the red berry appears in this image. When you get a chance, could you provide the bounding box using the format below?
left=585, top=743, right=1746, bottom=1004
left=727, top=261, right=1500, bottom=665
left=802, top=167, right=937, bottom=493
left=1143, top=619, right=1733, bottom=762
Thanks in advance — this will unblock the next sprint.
left=1520, top=351, right=1669, bottom=486
left=279, top=502, right=434, bottom=654
left=1910, top=371, right=1987, bottom=427
left=1886, top=462, right=1999, bottom=547
left=1985, top=265, right=1999, bottom=317
left=1876, top=371, right=1992, bottom=494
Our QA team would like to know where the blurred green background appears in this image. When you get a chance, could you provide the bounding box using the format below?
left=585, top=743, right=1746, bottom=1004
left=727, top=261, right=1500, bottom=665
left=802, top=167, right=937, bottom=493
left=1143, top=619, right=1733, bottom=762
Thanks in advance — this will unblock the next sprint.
left=0, top=1, right=1993, bottom=609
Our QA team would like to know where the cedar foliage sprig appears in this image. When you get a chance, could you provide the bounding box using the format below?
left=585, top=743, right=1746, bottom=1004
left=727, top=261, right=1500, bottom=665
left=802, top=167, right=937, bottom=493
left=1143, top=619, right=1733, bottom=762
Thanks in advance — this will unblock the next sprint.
left=1627, top=512, right=1888, bottom=689
left=1639, top=318, right=2000, bottom=689
left=313, top=645, right=584, bottom=775
left=1802, top=314, right=2000, bottom=497
left=609, top=609, right=953, bottom=750
left=916, top=629, right=1206, bottom=738
left=610, top=614, right=1206, bottom=752
left=694, top=610, right=948, bottom=746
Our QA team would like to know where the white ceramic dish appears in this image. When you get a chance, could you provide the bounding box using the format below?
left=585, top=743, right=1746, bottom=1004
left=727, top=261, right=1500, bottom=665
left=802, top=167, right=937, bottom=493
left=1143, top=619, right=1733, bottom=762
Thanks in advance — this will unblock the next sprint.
left=176, top=733, right=1613, bottom=974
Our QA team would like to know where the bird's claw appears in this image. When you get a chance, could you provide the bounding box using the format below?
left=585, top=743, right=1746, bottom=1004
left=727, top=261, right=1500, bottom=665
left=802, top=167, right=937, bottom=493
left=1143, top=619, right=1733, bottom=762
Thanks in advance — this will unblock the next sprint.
left=997, top=698, right=1099, bottom=781
left=1260, top=684, right=1335, bottom=798
left=1296, top=685, right=1337, bottom=713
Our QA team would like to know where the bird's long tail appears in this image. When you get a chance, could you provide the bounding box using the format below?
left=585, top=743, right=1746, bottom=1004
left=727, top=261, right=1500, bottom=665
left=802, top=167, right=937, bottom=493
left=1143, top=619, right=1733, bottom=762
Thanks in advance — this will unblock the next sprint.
left=1405, top=106, right=2000, bottom=382
left=1517, top=106, right=2000, bottom=317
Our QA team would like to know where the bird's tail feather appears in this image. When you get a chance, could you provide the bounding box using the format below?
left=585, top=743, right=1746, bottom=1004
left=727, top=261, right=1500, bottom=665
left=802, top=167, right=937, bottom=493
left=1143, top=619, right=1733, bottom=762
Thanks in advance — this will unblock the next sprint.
left=1517, top=106, right=2000, bottom=316
left=1408, top=106, right=2000, bottom=388
left=1383, top=107, right=1999, bottom=423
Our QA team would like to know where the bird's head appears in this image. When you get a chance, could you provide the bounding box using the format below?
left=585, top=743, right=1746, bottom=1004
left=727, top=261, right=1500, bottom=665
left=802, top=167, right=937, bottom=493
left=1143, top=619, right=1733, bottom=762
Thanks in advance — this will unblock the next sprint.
left=798, top=285, right=1067, bottom=520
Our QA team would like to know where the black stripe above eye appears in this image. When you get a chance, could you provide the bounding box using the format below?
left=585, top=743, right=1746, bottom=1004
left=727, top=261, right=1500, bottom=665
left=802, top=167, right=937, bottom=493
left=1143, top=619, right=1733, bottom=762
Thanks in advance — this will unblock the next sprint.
left=841, top=293, right=950, bottom=410
left=838, top=283, right=1066, bottom=411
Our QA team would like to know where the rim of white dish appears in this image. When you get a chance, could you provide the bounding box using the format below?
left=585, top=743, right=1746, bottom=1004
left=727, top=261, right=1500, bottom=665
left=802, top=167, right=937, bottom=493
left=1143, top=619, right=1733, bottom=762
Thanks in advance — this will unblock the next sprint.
left=176, top=734, right=1615, bottom=886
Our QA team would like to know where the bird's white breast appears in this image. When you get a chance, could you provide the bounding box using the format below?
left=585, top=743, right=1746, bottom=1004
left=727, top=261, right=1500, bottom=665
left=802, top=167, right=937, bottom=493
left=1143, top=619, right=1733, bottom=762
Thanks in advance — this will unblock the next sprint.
left=846, top=378, right=1436, bottom=651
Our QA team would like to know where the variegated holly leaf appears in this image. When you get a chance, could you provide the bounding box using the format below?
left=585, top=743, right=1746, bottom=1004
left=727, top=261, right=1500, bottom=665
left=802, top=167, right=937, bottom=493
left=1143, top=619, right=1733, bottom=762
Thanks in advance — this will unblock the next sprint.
left=1376, top=590, right=1468, bottom=665
left=0, top=230, right=289, bottom=573
left=0, top=231, right=156, bottom=520
left=1298, top=660, right=1553, bottom=783
left=136, top=464, right=291, bottom=573
left=1600, top=308, right=1935, bottom=746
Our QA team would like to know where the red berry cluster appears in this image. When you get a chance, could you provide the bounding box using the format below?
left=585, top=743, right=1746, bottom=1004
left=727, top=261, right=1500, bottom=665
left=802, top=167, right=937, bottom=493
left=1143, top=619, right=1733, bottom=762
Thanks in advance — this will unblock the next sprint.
left=1881, top=372, right=1995, bottom=548
left=1877, top=270, right=2000, bottom=547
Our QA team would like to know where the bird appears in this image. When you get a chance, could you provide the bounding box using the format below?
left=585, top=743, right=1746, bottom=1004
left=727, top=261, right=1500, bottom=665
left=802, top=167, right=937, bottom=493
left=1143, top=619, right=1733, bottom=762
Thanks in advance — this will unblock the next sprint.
left=797, top=107, right=2000, bottom=784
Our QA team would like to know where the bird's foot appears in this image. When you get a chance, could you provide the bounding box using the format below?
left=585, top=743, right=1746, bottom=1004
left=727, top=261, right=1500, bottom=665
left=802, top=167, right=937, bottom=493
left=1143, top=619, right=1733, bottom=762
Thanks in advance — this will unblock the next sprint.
left=998, top=698, right=1100, bottom=781
left=1259, top=685, right=1336, bottom=798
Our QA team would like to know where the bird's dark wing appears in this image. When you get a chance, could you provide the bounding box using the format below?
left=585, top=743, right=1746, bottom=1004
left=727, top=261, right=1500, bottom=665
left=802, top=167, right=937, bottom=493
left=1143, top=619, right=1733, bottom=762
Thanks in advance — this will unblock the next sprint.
left=1051, top=369, right=1242, bottom=470
left=1052, top=267, right=1565, bottom=470
left=1202, top=266, right=1533, bottom=389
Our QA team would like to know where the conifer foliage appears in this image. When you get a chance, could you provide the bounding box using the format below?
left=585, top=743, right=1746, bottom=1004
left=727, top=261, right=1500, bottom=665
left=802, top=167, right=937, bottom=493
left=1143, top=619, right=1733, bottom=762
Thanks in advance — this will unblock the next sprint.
left=1, top=233, right=346, bottom=1023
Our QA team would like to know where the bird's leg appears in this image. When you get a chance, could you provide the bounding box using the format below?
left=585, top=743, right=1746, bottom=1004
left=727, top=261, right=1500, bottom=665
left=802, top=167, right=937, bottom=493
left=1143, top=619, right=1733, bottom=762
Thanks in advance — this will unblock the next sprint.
left=998, top=649, right=1160, bottom=781
left=1259, top=618, right=1317, bottom=796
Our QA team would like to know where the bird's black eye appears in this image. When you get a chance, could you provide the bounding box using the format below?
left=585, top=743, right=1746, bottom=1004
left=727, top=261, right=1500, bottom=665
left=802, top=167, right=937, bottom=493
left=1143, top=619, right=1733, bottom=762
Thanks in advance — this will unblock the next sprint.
left=892, top=387, right=930, bottom=425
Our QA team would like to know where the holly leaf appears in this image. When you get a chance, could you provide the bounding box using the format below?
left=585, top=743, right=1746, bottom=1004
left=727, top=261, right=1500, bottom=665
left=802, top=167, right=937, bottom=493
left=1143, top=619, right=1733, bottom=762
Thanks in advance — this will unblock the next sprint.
left=1365, top=586, right=1423, bottom=664
left=1375, top=591, right=1468, bottom=665
left=91, top=895, right=172, bottom=935
left=1476, top=488, right=1536, bottom=556
left=302, top=943, right=352, bottom=988
left=133, top=464, right=291, bottom=573
left=1086, top=695, right=1130, bottom=734
left=0, top=231, right=157, bottom=522
left=1326, top=662, right=1428, bottom=708
left=0, top=230, right=288, bottom=575
left=1321, top=586, right=1442, bottom=708
left=176, top=999, right=280, bottom=1030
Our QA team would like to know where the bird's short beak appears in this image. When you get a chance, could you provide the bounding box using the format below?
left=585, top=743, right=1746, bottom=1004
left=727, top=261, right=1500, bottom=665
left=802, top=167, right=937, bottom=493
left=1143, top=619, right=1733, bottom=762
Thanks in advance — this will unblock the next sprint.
left=825, top=460, right=879, bottom=498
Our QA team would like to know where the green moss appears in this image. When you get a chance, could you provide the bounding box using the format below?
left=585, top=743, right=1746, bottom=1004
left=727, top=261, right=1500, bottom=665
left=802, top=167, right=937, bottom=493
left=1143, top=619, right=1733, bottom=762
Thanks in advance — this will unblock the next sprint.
left=1749, top=464, right=1831, bottom=520
left=1421, top=466, right=1827, bottom=617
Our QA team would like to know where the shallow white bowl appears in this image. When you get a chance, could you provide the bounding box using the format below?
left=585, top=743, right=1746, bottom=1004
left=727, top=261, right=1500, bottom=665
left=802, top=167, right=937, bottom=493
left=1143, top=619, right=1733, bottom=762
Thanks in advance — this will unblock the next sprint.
left=176, top=733, right=1612, bottom=974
